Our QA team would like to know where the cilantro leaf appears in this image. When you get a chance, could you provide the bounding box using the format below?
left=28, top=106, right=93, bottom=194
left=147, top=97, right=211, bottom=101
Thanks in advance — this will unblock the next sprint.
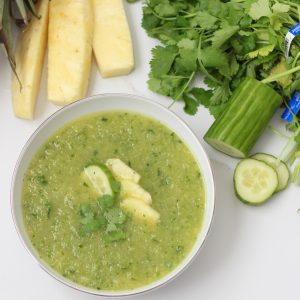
left=103, top=230, right=126, bottom=242
left=79, top=216, right=107, bottom=236
left=200, top=48, right=229, bottom=68
left=150, top=46, right=178, bottom=77
left=183, top=94, right=199, bottom=115
left=111, top=180, right=121, bottom=193
left=79, top=203, right=95, bottom=218
left=98, top=194, right=115, bottom=210
left=190, top=12, right=217, bottom=29
left=175, top=49, right=198, bottom=72
left=248, top=0, right=272, bottom=20
left=246, top=44, right=275, bottom=59
left=104, top=208, right=127, bottom=225
left=210, top=80, right=231, bottom=105
left=106, top=222, right=118, bottom=233
left=154, top=3, right=179, bottom=18
left=188, top=87, right=227, bottom=118
left=189, top=87, right=213, bottom=107
left=272, top=3, right=290, bottom=14
left=177, top=38, right=196, bottom=50
left=209, top=25, right=239, bottom=48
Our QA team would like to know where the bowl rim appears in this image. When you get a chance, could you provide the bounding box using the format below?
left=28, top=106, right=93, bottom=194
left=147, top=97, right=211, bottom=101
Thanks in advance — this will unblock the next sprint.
left=11, top=93, right=215, bottom=297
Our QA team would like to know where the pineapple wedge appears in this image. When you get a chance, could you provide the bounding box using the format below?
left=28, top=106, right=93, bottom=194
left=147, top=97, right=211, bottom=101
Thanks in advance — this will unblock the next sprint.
left=12, top=0, right=49, bottom=119
left=120, top=198, right=160, bottom=225
left=92, top=0, right=134, bottom=78
left=48, top=0, right=93, bottom=105
left=120, top=180, right=152, bottom=204
left=106, top=159, right=140, bottom=183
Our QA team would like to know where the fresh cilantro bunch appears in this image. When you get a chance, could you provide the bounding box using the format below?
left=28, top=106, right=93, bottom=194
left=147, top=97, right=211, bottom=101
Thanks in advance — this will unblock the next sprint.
left=138, top=0, right=300, bottom=116
left=78, top=193, right=127, bottom=242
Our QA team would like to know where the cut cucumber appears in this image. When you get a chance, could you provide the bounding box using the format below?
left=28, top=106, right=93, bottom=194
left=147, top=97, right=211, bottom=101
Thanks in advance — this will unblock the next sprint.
left=204, top=77, right=282, bottom=158
left=82, top=164, right=118, bottom=196
left=234, top=158, right=278, bottom=205
left=251, top=153, right=290, bottom=192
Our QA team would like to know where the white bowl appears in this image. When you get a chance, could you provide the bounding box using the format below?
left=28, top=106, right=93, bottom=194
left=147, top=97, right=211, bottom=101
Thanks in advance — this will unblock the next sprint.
left=11, top=94, right=215, bottom=297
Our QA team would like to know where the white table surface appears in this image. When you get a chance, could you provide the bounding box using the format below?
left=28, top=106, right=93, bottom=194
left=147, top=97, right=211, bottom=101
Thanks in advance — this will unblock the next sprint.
left=1, top=3, right=299, bottom=300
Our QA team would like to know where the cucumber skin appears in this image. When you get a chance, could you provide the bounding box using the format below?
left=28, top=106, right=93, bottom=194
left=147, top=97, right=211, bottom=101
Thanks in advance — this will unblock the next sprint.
left=204, top=77, right=282, bottom=158
left=234, top=159, right=278, bottom=206
left=251, top=153, right=290, bottom=193
left=85, top=163, right=121, bottom=196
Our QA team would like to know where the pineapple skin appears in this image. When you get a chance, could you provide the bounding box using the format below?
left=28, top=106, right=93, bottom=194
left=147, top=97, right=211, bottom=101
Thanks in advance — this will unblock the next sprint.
left=12, top=0, right=49, bottom=120
left=93, top=0, right=135, bottom=78
left=48, top=0, right=93, bottom=105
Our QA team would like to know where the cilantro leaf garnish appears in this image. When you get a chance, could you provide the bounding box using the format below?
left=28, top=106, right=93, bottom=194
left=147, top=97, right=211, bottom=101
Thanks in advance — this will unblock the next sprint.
left=104, top=208, right=127, bottom=225
left=79, top=203, right=95, bottom=218
left=78, top=194, right=126, bottom=241
left=103, top=230, right=126, bottom=243
left=97, top=194, right=115, bottom=210
left=79, top=216, right=107, bottom=236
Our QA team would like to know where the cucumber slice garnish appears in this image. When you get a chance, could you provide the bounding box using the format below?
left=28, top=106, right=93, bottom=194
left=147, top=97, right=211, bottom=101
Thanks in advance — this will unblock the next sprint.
left=82, top=164, right=119, bottom=196
left=234, top=158, right=278, bottom=205
left=251, top=153, right=290, bottom=192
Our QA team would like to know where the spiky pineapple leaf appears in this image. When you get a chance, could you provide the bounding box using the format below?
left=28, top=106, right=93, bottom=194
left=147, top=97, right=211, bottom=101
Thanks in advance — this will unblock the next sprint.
left=0, top=0, right=4, bottom=31
left=25, top=0, right=40, bottom=18
left=0, top=0, right=39, bottom=81
left=16, top=0, right=29, bottom=24
left=0, top=0, right=16, bottom=68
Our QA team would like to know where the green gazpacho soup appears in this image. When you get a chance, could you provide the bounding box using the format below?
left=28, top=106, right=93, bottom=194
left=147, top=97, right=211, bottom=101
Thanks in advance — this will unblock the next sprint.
left=22, top=112, right=205, bottom=291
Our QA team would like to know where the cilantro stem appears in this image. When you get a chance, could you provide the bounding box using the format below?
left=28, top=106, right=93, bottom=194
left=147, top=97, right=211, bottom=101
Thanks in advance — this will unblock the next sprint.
left=268, top=126, right=290, bottom=140
left=284, top=144, right=299, bottom=163
left=169, top=71, right=196, bottom=107
left=281, top=127, right=300, bottom=162
left=151, top=27, right=203, bottom=32
left=163, top=75, right=191, bottom=79
left=292, top=52, right=300, bottom=68
left=178, top=12, right=200, bottom=19
left=146, top=3, right=199, bottom=21
left=197, top=34, right=222, bottom=85
left=261, top=65, right=300, bottom=84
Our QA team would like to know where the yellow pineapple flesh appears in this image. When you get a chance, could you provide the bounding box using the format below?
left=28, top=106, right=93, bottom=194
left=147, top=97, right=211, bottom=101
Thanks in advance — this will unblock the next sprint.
left=12, top=0, right=49, bottom=120
left=48, top=0, right=93, bottom=105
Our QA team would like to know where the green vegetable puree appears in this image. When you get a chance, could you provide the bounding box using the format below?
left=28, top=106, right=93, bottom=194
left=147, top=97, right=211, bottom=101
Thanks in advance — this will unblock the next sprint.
left=22, top=112, right=205, bottom=291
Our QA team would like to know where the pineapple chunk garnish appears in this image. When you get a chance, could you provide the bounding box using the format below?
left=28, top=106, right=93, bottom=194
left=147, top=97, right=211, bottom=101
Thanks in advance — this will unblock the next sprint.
left=12, top=0, right=49, bottom=120
left=120, top=180, right=152, bottom=204
left=106, top=158, right=140, bottom=183
left=48, top=0, right=93, bottom=105
left=92, top=0, right=134, bottom=78
left=120, top=198, right=160, bottom=225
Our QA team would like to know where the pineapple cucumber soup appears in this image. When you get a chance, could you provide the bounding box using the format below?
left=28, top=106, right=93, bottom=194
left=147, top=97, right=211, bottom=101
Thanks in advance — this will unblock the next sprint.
left=22, top=111, right=205, bottom=291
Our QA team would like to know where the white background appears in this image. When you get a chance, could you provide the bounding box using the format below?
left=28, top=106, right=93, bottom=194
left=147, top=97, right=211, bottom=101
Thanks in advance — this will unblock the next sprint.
left=1, top=2, right=299, bottom=300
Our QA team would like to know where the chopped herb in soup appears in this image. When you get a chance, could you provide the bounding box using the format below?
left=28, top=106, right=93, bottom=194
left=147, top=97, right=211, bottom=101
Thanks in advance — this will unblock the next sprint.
left=22, top=112, right=205, bottom=291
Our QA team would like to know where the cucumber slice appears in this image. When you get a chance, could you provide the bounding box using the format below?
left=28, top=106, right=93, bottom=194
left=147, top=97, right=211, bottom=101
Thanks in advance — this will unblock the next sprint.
left=82, top=164, right=117, bottom=196
left=234, top=158, right=278, bottom=205
left=251, top=153, right=290, bottom=192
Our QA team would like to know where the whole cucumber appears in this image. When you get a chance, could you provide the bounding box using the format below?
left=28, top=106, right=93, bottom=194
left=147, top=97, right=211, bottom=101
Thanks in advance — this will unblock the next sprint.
left=204, top=77, right=282, bottom=158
